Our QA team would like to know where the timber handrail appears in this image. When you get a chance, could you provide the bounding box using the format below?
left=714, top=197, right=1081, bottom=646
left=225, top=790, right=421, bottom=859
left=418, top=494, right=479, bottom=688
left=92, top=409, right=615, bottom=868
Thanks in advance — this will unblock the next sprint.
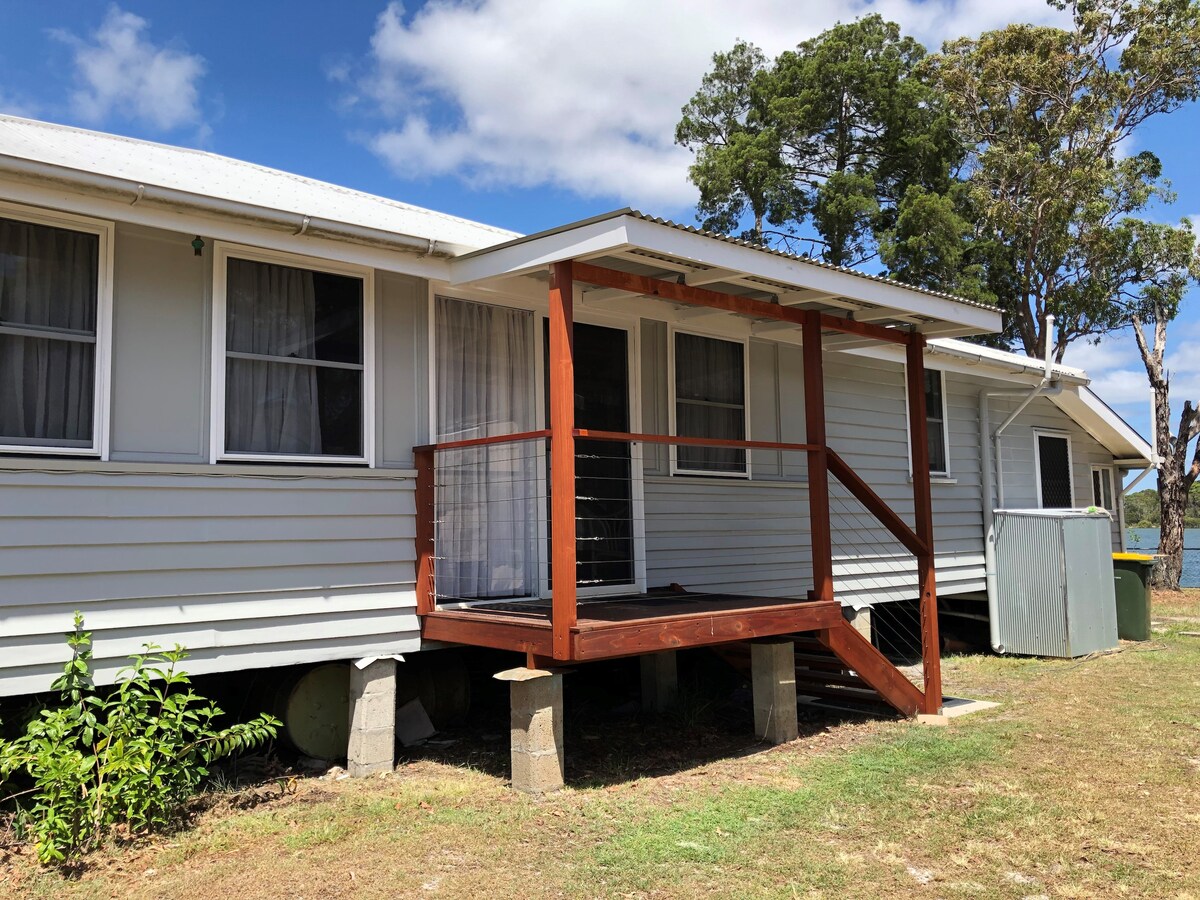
left=414, top=429, right=551, bottom=453
left=573, top=429, right=820, bottom=453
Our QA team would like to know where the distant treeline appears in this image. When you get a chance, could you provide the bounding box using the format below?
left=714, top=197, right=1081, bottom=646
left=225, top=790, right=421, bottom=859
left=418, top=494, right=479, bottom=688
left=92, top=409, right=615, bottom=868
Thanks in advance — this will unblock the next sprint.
left=1124, top=485, right=1200, bottom=528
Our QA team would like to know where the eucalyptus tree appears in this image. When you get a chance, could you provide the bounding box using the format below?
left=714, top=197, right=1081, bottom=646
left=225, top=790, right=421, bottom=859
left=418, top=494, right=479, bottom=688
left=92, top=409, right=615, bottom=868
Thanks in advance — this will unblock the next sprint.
left=929, top=0, right=1200, bottom=588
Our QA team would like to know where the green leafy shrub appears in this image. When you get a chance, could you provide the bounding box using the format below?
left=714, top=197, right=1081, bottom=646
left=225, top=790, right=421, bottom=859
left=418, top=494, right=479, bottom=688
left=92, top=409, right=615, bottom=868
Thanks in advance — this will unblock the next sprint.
left=0, top=614, right=279, bottom=864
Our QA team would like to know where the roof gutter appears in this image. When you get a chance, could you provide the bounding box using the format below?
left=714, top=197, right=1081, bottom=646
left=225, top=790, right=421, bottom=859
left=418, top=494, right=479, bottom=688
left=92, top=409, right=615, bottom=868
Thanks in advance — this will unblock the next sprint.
left=0, top=153, right=463, bottom=258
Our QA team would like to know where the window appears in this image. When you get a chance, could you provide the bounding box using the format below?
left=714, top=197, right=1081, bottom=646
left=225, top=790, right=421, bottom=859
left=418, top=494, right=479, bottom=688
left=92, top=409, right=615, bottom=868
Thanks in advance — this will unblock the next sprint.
left=0, top=207, right=110, bottom=455
left=1036, top=432, right=1074, bottom=508
left=213, top=247, right=372, bottom=462
left=672, top=331, right=747, bottom=475
left=924, top=369, right=950, bottom=476
left=1091, top=465, right=1115, bottom=511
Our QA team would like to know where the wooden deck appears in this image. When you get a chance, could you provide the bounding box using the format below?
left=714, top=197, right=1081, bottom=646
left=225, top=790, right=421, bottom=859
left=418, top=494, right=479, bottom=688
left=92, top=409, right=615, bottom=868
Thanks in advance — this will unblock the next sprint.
left=421, top=591, right=845, bottom=662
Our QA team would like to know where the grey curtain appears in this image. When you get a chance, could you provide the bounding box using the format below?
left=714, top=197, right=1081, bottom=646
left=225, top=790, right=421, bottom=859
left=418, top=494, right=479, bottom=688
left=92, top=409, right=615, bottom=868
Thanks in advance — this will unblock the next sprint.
left=225, top=258, right=322, bottom=455
left=435, top=297, right=539, bottom=599
left=0, top=217, right=98, bottom=446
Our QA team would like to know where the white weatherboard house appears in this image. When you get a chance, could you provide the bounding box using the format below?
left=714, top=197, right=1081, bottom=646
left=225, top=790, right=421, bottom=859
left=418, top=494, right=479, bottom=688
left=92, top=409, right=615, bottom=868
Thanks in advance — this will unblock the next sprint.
left=0, top=116, right=1152, bottom=782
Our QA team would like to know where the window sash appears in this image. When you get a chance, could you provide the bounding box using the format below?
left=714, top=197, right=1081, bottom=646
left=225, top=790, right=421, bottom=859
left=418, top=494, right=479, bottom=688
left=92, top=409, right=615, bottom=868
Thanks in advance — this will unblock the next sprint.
left=1092, top=467, right=1114, bottom=510
left=672, top=331, right=747, bottom=476
left=0, top=208, right=107, bottom=455
left=214, top=247, right=371, bottom=463
left=923, top=369, right=949, bottom=475
left=1037, top=434, right=1073, bottom=508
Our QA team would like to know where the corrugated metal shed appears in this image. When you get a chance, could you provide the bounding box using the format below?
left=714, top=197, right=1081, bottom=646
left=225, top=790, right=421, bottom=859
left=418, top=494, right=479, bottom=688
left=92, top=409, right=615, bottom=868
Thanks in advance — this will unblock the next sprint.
left=993, top=509, right=1118, bottom=657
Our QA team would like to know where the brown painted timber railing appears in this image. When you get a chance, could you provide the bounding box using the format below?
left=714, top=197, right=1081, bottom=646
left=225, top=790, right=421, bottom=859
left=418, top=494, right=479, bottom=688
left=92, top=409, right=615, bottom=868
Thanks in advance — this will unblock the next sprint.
left=414, top=427, right=940, bottom=712
left=414, top=257, right=943, bottom=715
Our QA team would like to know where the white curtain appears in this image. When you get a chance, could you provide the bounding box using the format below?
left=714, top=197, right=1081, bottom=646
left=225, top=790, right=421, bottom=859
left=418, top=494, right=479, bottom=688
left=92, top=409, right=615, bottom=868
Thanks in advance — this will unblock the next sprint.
left=0, top=217, right=98, bottom=446
left=435, top=297, right=539, bottom=599
left=675, top=332, right=745, bottom=473
left=225, top=258, right=323, bottom=455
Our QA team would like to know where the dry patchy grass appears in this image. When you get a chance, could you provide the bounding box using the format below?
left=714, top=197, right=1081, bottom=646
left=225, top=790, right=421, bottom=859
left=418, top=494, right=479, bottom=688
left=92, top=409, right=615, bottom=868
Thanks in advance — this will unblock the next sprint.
left=4, top=593, right=1200, bottom=899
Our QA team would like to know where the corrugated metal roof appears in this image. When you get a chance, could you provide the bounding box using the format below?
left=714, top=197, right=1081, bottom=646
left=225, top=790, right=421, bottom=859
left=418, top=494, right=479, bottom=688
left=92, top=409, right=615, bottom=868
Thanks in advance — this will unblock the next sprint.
left=928, top=338, right=1089, bottom=382
left=0, top=115, right=520, bottom=251
left=616, top=209, right=998, bottom=314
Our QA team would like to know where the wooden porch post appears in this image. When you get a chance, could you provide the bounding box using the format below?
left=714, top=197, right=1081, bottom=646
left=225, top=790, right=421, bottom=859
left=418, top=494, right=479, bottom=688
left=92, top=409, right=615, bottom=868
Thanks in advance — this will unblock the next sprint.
left=803, top=311, right=834, bottom=604
left=548, top=261, right=577, bottom=660
left=414, top=446, right=435, bottom=615
left=905, top=334, right=943, bottom=714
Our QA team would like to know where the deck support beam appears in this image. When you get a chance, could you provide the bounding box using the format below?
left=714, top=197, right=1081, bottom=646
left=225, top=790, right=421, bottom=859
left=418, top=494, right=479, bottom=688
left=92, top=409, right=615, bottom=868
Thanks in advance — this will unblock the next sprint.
left=640, top=650, right=679, bottom=713
left=548, top=261, right=578, bottom=660
left=347, top=658, right=397, bottom=777
left=751, top=639, right=798, bottom=744
left=905, top=335, right=943, bottom=714
left=496, top=667, right=565, bottom=794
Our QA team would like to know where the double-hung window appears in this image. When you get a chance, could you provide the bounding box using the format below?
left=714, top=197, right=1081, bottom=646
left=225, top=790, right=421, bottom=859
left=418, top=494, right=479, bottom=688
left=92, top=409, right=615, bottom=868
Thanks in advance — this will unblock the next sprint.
left=672, top=330, right=747, bottom=476
left=906, top=366, right=950, bottom=477
left=0, top=206, right=111, bottom=456
left=1091, top=465, right=1115, bottom=512
left=924, top=369, right=950, bottom=476
left=214, top=247, right=372, bottom=463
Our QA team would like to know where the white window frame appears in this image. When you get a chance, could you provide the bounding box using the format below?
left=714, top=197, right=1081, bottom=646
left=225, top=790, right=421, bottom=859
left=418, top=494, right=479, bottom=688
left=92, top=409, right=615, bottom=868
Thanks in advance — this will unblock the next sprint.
left=1091, top=464, right=1116, bottom=512
left=210, top=242, right=375, bottom=465
left=0, top=200, right=114, bottom=459
left=1033, top=429, right=1074, bottom=508
left=668, top=324, right=751, bottom=479
left=903, top=363, right=952, bottom=479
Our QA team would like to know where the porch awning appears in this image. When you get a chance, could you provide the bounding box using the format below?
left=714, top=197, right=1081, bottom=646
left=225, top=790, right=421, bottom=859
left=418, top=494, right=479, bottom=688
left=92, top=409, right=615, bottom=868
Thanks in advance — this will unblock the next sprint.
left=448, top=209, right=1002, bottom=341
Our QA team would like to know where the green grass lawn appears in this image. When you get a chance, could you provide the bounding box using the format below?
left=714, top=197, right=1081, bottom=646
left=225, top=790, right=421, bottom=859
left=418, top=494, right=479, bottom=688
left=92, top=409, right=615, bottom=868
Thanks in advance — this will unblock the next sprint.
left=5, top=591, right=1199, bottom=899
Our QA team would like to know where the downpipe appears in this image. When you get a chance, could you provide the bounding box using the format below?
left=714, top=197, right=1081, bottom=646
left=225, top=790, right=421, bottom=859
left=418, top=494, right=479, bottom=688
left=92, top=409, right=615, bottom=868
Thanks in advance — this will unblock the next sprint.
left=981, top=317, right=1060, bottom=653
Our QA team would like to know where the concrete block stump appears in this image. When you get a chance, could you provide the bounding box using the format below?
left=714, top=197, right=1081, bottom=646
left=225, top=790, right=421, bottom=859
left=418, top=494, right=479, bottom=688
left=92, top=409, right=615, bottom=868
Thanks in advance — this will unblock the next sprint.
left=347, top=658, right=398, bottom=777
left=640, top=650, right=678, bottom=713
left=495, top=667, right=564, bottom=794
left=845, top=606, right=872, bottom=642
left=751, top=639, right=798, bottom=744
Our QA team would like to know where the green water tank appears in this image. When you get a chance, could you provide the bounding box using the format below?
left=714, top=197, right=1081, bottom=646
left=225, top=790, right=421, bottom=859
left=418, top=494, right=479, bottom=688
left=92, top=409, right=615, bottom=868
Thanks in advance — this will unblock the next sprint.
left=1112, top=553, right=1155, bottom=642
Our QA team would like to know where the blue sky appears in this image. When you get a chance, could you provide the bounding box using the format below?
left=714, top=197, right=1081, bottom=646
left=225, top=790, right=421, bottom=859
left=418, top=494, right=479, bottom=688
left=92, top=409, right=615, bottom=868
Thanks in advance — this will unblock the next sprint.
left=1, top=0, right=1197, bottom=454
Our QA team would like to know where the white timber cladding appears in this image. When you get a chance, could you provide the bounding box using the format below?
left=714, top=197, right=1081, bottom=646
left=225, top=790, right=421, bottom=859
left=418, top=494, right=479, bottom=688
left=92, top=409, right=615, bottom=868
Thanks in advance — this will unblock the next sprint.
left=0, top=200, right=115, bottom=460
left=209, top=242, right=377, bottom=466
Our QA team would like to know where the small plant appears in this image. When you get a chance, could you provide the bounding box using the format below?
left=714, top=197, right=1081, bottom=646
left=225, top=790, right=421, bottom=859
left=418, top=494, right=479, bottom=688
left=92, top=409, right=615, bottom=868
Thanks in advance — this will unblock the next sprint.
left=0, top=614, right=279, bottom=864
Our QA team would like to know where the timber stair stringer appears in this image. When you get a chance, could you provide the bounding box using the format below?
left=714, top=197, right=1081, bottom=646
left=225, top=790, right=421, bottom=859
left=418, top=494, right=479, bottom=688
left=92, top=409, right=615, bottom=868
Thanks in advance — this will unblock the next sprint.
left=815, top=618, right=925, bottom=718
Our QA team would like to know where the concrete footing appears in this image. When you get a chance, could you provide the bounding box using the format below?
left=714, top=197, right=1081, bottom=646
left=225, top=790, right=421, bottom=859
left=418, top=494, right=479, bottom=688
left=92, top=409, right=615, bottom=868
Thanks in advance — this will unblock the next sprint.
left=844, top=606, right=872, bottom=642
left=640, top=650, right=678, bottom=713
left=751, top=639, right=798, bottom=744
left=495, top=667, right=564, bottom=794
left=347, top=658, right=397, bottom=777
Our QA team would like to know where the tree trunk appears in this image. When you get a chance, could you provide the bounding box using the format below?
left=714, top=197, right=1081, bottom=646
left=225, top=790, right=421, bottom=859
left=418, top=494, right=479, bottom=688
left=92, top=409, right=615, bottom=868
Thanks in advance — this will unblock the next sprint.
left=1156, top=468, right=1187, bottom=591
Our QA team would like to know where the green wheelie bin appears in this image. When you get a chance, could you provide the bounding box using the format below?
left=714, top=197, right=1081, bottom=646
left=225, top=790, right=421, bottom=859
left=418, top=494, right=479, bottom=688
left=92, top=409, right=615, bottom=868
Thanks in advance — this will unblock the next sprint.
left=1112, top=553, right=1155, bottom=641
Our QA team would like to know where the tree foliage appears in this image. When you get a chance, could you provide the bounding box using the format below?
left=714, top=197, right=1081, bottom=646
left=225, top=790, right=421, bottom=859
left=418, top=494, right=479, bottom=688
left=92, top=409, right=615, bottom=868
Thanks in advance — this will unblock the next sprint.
left=676, top=16, right=963, bottom=270
left=928, top=0, right=1200, bottom=359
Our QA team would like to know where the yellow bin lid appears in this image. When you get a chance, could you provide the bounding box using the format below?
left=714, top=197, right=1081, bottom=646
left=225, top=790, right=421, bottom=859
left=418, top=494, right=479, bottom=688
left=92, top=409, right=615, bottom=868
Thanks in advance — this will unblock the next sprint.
left=1113, top=552, right=1155, bottom=561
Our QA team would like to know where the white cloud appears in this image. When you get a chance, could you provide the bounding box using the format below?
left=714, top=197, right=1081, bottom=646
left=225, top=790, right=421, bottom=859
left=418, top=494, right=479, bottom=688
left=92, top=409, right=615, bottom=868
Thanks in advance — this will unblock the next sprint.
left=55, top=5, right=206, bottom=132
left=0, top=89, right=39, bottom=119
left=344, top=0, right=1065, bottom=210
